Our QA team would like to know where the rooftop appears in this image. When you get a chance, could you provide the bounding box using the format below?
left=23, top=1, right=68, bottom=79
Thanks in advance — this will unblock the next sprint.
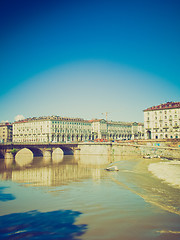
left=13, top=116, right=89, bottom=124
left=0, top=122, right=12, bottom=126
left=143, top=102, right=180, bottom=112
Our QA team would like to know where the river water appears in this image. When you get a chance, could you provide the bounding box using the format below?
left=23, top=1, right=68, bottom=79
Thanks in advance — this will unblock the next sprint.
left=0, top=153, right=180, bottom=240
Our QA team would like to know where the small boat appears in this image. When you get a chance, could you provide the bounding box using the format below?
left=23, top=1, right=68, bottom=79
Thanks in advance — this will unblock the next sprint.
left=106, top=166, right=119, bottom=171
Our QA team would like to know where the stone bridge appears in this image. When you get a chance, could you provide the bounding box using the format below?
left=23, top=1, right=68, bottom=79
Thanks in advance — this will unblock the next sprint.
left=0, top=142, right=79, bottom=159
left=0, top=142, right=142, bottom=160
left=1, top=141, right=179, bottom=161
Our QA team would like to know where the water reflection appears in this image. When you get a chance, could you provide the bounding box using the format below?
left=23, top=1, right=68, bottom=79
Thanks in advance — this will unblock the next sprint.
left=1, top=155, right=180, bottom=239
left=0, top=155, right=111, bottom=186
left=76, top=154, right=111, bottom=166
left=15, top=148, right=33, bottom=167
left=1, top=154, right=180, bottom=217
left=0, top=209, right=87, bottom=240
left=4, top=158, right=14, bottom=168
left=52, top=148, right=63, bottom=163
left=0, top=187, right=15, bottom=202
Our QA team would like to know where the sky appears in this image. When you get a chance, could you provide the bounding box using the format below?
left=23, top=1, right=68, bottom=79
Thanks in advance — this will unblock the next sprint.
left=0, top=0, right=180, bottom=123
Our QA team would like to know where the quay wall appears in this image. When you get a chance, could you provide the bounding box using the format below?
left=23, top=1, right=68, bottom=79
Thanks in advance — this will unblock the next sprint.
left=75, top=142, right=180, bottom=160
left=138, top=145, right=180, bottom=160
left=74, top=143, right=112, bottom=156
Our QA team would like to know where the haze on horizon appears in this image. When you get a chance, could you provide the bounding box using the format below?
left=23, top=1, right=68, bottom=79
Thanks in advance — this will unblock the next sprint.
left=0, top=0, right=179, bottom=123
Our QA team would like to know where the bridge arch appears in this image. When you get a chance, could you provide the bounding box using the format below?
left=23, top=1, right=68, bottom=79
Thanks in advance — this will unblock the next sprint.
left=16, top=146, right=74, bottom=157
left=26, top=147, right=43, bottom=157
left=60, top=146, right=74, bottom=155
left=14, top=147, right=43, bottom=157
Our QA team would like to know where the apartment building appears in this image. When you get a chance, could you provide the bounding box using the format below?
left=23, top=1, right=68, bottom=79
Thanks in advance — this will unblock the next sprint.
left=143, top=102, right=180, bottom=139
left=13, top=116, right=92, bottom=143
left=108, top=121, right=133, bottom=140
left=131, top=122, right=144, bottom=140
left=12, top=116, right=144, bottom=143
left=0, top=122, right=13, bottom=142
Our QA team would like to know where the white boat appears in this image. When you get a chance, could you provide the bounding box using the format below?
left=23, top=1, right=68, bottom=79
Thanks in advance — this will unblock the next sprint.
left=106, top=166, right=119, bottom=171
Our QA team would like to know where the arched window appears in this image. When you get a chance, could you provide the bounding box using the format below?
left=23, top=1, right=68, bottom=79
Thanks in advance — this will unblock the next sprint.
left=147, top=131, right=151, bottom=139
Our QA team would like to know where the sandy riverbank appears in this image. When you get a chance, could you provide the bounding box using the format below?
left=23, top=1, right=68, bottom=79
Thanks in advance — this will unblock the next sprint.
left=148, top=160, right=180, bottom=189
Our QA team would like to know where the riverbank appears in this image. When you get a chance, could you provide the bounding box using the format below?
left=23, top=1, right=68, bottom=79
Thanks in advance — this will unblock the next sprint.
left=148, top=160, right=180, bottom=189
left=0, top=155, right=180, bottom=239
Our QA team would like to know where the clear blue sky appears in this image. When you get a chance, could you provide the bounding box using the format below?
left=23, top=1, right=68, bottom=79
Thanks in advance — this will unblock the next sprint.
left=0, top=0, right=180, bottom=122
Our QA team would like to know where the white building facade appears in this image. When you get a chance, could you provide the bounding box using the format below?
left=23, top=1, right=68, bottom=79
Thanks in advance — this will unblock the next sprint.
left=143, top=102, right=180, bottom=139
left=13, top=116, right=144, bottom=143
left=13, top=116, right=92, bottom=143
left=108, top=121, right=133, bottom=140
left=87, top=119, right=144, bottom=140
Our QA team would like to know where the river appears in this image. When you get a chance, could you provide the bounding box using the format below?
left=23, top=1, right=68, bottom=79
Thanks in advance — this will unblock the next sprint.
left=0, top=153, right=180, bottom=240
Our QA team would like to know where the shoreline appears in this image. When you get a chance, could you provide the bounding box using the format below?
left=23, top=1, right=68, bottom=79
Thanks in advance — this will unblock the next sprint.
left=148, top=160, right=180, bottom=189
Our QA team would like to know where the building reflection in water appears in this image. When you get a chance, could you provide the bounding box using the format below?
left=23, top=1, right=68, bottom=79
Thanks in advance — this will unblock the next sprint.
left=52, top=148, right=63, bottom=163
left=4, top=158, right=14, bottom=169
left=75, top=154, right=111, bottom=166
left=15, top=148, right=33, bottom=167
left=0, top=154, right=113, bottom=187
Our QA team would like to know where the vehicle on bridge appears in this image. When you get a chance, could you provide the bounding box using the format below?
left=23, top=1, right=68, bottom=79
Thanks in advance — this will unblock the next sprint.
left=94, top=138, right=108, bottom=142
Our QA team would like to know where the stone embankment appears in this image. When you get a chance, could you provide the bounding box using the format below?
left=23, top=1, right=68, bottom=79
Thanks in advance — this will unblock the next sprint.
left=77, top=139, right=180, bottom=160
left=129, top=139, right=180, bottom=160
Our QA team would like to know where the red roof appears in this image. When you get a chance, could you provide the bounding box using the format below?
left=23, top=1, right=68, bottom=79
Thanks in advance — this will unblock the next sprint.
left=144, top=102, right=180, bottom=112
left=88, top=119, right=104, bottom=123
